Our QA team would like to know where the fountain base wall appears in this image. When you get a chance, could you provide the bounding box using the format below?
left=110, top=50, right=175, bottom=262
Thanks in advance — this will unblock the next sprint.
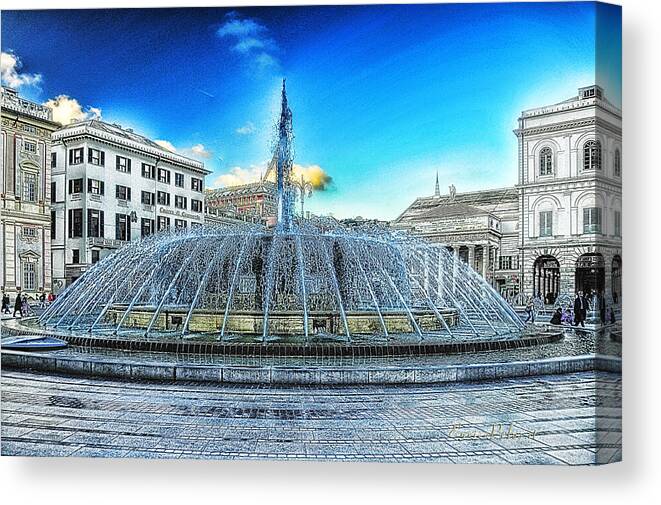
left=104, top=307, right=459, bottom=336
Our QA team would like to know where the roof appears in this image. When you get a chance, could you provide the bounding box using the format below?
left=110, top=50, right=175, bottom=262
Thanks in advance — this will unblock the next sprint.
left=207, top=181, right=277, bottom=199
left=415, top=202, right=490, bottom=220
left=53, top=119, right=209, bottom=174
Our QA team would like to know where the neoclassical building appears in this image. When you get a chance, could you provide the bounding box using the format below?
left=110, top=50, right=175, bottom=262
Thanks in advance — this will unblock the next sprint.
left=1, top=87, right=60, bottom=298
left=516, top=85, right=622, bottom=303
left=394, top=85, right=622, bottom=304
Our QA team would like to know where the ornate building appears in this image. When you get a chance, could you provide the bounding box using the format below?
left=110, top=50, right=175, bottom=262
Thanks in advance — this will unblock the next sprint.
left=392, top=185, right=520, bottom=299
left=205, top=180, right=276, bottom=226
left=516, top=84, right=622, bottom=303
left=1, top=87, right=60, bottom=298
left=50, top=120, right=210, bottom=291
left=393, top=85, right=622, bottom=304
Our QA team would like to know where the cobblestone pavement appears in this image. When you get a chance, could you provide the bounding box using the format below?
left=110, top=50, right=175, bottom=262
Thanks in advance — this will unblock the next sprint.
left=1, top=370, right=621, bottom=464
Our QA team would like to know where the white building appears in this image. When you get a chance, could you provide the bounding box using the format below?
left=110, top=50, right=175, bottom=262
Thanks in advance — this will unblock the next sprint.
left=50, top=120, right=210, bottom=291
left=516, top=85, right=622, bottom=303
left=1, top=87, right=60, bottom=299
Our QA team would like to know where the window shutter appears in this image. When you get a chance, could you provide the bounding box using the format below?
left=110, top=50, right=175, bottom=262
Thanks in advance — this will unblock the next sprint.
left=87, top=209, right=92, bottom=236
left=88, top=179, right=92, bottom=193
left=68, top=209, right=72, bottom=238
left=127, top=216, right=131, bottom=241
left=127, top=188, right=131, bottom=201
left=68, top=150, right=73, bottom=165
left=68, top=180, right=73, bottom=194
left=100, top=151, right=105, bottom=166
left=100, top=181, right=105, bottom=195
left=88, top=148, right=93, bottom=163
left=100, top=211, right=104, bottom=238
left=127, top=159, right=132, bottom=173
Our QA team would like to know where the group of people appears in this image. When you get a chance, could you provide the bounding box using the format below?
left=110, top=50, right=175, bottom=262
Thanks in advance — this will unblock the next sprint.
left=1, top=289, right=55, bottom=318
left=548, top=290, right=617, bottom=327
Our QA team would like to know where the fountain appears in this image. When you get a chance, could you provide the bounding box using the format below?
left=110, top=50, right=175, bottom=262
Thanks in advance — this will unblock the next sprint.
left=37, top=81, right=526, bottom=351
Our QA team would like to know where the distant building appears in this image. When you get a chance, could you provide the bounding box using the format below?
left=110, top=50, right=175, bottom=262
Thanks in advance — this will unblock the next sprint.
left=1, top=87, right=60, bottom=298
left=205, top=180, right=276, bottom=226
left=392, top=187, right=520, bottom=299
left=393, top=85, right=622, bottom=304
left=50, top=120, right=210, bottom=291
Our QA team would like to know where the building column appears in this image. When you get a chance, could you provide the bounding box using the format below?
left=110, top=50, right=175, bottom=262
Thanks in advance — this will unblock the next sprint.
left=481, top=245, right=488, bottom=279
left=452, top=246, right=459, bottom=294
left=468, top=245, right=475, bottom=271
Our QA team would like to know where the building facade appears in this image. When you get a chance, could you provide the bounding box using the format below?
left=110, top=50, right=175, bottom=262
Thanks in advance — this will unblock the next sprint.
left=205, top=180, right=276, bottom=226
left=393, top=85, right=622, bottom=304
left=1, top=87, right=60, bottom=298
left=392, top=186, right=520, bottom=299
left=516, top=85, right=622, bottom=303
left=50, top=120, right=210, bottom=291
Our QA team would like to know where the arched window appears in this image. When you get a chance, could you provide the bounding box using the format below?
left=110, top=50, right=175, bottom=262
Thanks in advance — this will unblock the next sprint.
left=614, top=148, right=621, bottom=177
left=583, top=140, right=602, bottom=171
left=539, top=147, right=553, bottom=176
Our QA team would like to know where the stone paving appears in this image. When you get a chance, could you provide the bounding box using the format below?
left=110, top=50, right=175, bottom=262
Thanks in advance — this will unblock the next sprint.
left=1, top=370, right=621, bottom=464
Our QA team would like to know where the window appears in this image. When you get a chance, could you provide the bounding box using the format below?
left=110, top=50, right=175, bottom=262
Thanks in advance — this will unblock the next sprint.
left=141, top=191, right=155, bottom=205
left=68, top=178, right=83, bottom=195
left=141, top=163, right=156, bottom=179
left=91, top=250, right=100, bottom=264
left=539, top=211, right=553, bottom=237
left=174, top=219, right=187, bottom=229
left=141, top=218, right=155, bottom=237
left=539, top=147, right=553, bottom=176
left=51, top=210, right=56, bottom=240
left=116, top=214, right=131, bottom=241
left=22, top=227, right=37, bottom=238
left=614, top=149, right=621, bottom=177
left=69, top=148, right=84, bottom=165
left=88, top=148, right=105, bottom=166
left=23, top=173, right=37, bottom=202
left=191, top=199, right=202, bottom=213
left=583, top=207, right=602, bottom=234
left=116, top=155, right=131, bottom=173
left=116, top=185, right=131, bottom=201
left=24, top=141, right=37, bottom=153
left=191, top=177, right=203, bottom=192
left=174, top=195, right=187, bottom=209
left=87, top=209, right=104, bottom=238
left=158, top=168, right=171, bottom=184
left=614, top=210, right=621, bottom=237
left=68, top=209, right=83, bottom=238
left=23, top=262, right=36, bottom=291
left=51, top=182, right=56, bottom=203
left=88, top=179, right=104, bottom=195
left=72, top=249, right=80, bottom=264
left=157, top=191, right=170, bottom=206
left=175, top=173, right=184, bottom=187
left=51, top=152, right=57, bottom=168
left=157, top=216, right=170, bottom=231
left=583, top=140, right=602, bottom=171
left=499, top=256, right=513, bottom=270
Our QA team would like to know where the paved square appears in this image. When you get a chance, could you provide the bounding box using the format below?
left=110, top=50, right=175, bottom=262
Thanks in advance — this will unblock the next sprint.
left=1, top=370, right=621, bottom=464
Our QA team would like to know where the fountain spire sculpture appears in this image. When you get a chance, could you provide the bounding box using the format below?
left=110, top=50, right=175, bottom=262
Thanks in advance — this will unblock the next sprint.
left=275, top=79, right=295, bottom=231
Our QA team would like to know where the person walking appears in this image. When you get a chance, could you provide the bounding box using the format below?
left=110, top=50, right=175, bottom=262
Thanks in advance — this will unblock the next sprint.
left=39, top=292, right=46, bottom=308
left=573, top=292, right=585, bottom=327
left=550, top=307, right=562, bottom=325
left=525, top=299, right=535, bottom=323
left=1, top=291, right=10, bottom=314
left=12, top=289, right=23, bottom=318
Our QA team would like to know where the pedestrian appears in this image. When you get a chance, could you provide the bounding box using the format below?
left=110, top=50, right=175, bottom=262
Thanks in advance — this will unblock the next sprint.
left=608, top=307, right=617, bottom=324
left=524, top=299, right=535, bottom=323
left=12, top=288, right=23, bottom=318
left=599, top=292, right=606, bottom=324
left=561, top=306, right=573, bottom=325
left=39, top=291, right=46, bottom=308
left=21, top=295, right=29, bottom=316
left=1, top=291, right=10, bottom=314
left=573, top=292, right=585, bottom=328
left=47, top=292, right=54, bottom=303
left=550, top=307, right=562, bottom=325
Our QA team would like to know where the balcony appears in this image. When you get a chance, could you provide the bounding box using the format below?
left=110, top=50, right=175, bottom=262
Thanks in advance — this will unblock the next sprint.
left=87, top=237, right=124, bottom=249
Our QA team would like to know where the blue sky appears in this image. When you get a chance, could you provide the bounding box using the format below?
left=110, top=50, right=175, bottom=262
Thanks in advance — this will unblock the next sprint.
left=2, top=2, right=621, bottom=220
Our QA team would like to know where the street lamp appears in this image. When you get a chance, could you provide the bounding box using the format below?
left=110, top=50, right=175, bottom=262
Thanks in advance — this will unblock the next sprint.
left=291, top=174, right=313, bottom=220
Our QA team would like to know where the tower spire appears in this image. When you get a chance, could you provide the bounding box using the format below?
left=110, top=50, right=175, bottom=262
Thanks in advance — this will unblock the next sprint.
left=434, top=171, right=440, bottom=198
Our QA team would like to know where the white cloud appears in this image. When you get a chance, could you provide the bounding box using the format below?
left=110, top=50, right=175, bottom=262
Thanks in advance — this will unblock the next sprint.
left=155, top=139, right=177, bottom=152
left=156, top=140, right=212, bottom=159
left=212, top=164, right=264, bottom=188
left=1, top=51, right=42, bottom=90
left=216, top=12, right=279, bottom=72
left=236, top=121, right=256, bottom=135
left=43, top=95, right=102, bottom=125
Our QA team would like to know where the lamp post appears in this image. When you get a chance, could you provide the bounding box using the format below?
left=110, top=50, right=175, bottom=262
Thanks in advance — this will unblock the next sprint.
left=291, top=174, right=313, bottom=220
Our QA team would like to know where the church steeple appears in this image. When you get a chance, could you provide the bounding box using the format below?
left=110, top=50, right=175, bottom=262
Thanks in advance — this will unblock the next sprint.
left=434, top=171, right=440, bottom=198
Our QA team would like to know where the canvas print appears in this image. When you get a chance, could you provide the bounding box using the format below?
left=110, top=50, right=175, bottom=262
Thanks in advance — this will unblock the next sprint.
left=1, top=2, right=621, bottom=464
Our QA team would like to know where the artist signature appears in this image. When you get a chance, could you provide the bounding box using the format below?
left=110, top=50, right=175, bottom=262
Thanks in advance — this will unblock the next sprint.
left=448, top=423, right=537, bottom=440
